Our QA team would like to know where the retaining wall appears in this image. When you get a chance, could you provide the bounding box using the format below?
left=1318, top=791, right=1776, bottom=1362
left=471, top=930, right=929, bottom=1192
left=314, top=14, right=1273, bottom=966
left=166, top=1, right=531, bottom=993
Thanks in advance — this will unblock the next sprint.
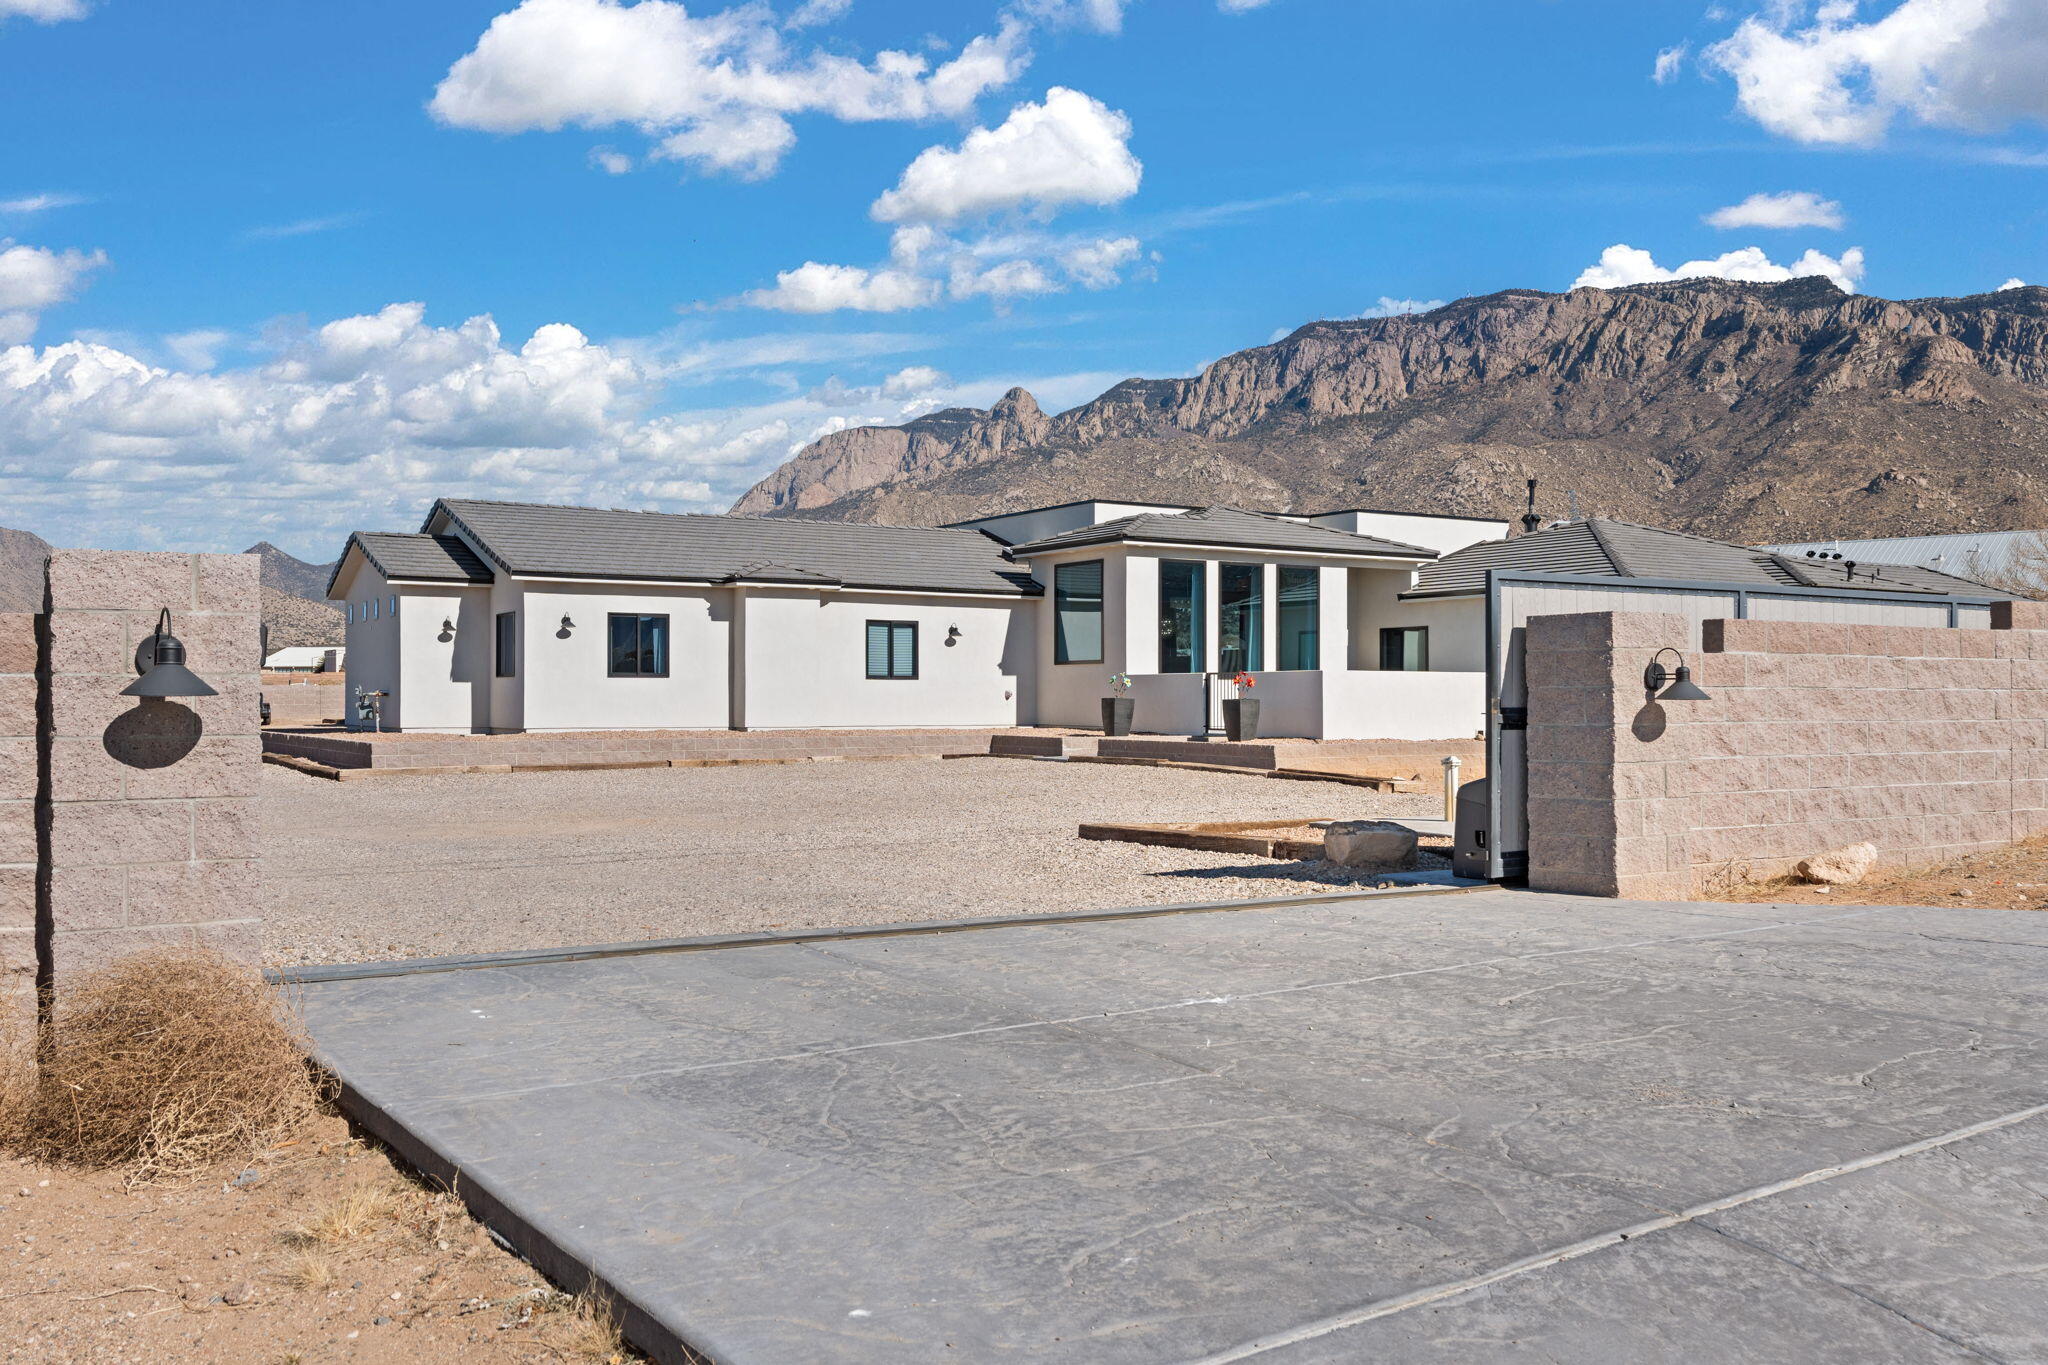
left=265, top=725, right=1028, bottom=771
left=1524, top=604, right=2048, bottom=899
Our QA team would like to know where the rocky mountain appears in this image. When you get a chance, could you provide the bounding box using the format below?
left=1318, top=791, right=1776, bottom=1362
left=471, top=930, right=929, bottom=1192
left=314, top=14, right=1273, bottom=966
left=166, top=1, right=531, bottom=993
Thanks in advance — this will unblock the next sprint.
left=734, top=278, right=2048, bottom=544
left=246, top=541, right=336, bottom=602
left=244, top=541, right=343, bottom=654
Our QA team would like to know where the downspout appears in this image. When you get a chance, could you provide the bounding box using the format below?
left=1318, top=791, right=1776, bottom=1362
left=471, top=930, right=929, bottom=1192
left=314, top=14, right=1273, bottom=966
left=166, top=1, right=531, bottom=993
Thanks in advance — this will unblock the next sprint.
left=728, top=585, right=747, bottom=732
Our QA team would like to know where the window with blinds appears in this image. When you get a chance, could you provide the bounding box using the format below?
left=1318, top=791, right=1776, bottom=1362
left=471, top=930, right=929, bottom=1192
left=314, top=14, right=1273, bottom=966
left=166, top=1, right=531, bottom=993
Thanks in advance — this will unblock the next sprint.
left=608, top=613, right=671, bottom=677
left=494, top=610, right=517, bottom=678
left=865, top=621, right=918, bottom=679
left=1054, top=559, right=1103, bottom=664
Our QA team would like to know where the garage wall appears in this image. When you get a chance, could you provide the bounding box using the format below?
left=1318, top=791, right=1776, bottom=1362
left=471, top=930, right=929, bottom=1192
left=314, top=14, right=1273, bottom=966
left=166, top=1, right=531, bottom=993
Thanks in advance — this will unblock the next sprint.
left=1523, top=605, right=2048, bottom=900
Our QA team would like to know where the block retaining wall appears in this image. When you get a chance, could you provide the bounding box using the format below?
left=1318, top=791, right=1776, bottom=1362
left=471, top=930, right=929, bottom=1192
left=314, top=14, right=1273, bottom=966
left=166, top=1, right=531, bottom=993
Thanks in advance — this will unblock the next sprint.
left=1524, top=604, right=2048, bottom=899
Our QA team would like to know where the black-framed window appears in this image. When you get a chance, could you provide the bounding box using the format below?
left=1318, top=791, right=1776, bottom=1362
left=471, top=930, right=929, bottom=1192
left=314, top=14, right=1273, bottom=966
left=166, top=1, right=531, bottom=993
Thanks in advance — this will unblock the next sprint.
left=1053, top=560, right=1103, bottom=664
left=494, top=610, right=517, bottom=678
left=1380, top=626, right=1429, bottom=671
left=1158, top=559, right=1205, bottom=674
left=866, top=621, right=918, bottom=679
left=1277, top=566, right=1319, bottom=670
left=1218, top=563, right=1263, bottom=673
left=608, top=613, right=671, bottom=677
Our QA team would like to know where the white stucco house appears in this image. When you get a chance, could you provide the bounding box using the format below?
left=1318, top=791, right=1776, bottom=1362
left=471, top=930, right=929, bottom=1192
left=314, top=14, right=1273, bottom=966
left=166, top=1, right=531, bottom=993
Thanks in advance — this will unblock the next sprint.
left=330, top=497, right=2005, bottom=741
left=326, top=497, right=1515, bottom=739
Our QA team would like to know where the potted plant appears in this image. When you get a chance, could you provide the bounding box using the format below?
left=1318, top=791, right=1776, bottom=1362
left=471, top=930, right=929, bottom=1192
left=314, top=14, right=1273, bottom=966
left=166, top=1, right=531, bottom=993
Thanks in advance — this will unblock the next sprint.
left=1102, top=673, right=1135, bottom=735
left=1221, top=671, right=1260, bottom=740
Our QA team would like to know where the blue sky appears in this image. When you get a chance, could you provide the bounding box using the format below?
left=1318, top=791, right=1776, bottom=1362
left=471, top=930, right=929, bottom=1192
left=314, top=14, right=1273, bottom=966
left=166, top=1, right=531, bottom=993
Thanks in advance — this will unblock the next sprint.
left=1, top=0, right=2043, bottom=558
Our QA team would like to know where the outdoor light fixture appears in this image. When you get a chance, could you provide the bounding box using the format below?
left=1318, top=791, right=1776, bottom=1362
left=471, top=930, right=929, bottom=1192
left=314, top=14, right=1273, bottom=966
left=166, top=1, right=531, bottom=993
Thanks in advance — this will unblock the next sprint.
left=121, top=608, right=218, bottom=699
left=561, top=614, right=576, bottom=632
left=1642, top=647, right=1710, bottom=704
left=946, top=625, right=962, bottom=642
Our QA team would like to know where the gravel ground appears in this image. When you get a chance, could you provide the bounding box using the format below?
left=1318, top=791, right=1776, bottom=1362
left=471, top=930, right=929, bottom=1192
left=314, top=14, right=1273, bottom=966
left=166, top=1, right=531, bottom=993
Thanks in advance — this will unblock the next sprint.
left=260, top=758, right=1439, bottom=965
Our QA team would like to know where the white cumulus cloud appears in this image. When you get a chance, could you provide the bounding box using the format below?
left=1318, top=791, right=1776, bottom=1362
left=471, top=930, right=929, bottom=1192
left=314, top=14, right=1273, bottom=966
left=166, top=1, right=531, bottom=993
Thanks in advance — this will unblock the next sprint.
left=0, top=299, right=1121, bottom=551
left=1705, top=0, right=2048, bottom=146
left=741, top=261, right=941, bottom=313
left=0, top=0, right=88, bottom=21
left=0, top=240, right=106, bottom=344
left=1653, top=42, right=1688, bottom=83
left=430, top=0, right=1029, bottom=179
left=871, top=86, right=1141, bottom=224
left=1356, top=296, right=1444, bottom=318
left=1573, top=242, right=1867, bottom=293
left=1704, top=190, right=1845, bottom=229
left=1059, top=235, right=1141, bottom=289
left=1999, top=277, right=2028, bottom=290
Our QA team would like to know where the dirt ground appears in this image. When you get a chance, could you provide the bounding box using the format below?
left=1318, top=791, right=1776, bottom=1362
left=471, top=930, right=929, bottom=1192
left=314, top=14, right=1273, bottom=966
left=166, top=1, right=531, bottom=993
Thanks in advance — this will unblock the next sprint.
left=258, top=757, right=1441, bottom=966
left=1, top=1112, right=641, bottom=1365
left=1715, top=835, right=2048, bottom=910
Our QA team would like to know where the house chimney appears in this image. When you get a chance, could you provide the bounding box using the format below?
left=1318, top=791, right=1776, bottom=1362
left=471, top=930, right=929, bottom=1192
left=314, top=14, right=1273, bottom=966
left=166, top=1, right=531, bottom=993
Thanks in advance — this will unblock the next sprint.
left=1520, top=479, right=1544, bottom=536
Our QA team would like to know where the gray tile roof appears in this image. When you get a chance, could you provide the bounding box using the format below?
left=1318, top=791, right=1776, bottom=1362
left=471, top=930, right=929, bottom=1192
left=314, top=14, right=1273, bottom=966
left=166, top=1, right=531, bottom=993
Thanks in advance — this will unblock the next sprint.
left=330, top=532, right=494, bottom=596
left=423, top=499, right=1040, bottom=597
left=1006, top=507, right=1437, bottom=559
left=1405, top=518, right=2012, bottom=600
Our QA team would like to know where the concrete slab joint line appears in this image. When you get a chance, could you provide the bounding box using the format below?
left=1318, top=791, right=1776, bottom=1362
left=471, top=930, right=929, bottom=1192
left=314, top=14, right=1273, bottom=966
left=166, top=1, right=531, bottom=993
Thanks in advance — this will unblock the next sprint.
left=1188, top=1102, right=2048, bottom=1363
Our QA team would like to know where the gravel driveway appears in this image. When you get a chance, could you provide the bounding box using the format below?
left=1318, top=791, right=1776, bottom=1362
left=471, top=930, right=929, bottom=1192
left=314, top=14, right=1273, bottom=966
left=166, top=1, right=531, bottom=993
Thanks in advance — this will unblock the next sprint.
left=260, top=758, right=1438, bottom=965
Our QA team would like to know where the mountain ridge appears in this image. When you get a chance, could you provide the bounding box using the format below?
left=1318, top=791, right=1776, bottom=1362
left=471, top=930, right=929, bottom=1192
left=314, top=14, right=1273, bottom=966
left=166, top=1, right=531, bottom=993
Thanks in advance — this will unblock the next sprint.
left=733, top=278, right=2048, bottom=544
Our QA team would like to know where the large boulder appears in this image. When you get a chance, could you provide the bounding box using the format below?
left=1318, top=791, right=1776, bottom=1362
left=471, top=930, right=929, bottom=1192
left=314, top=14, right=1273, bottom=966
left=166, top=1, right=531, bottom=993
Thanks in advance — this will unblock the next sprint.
left=1796, top=842, right=1878, bottom=886
left=1324, top=821, right=1419, bottom=870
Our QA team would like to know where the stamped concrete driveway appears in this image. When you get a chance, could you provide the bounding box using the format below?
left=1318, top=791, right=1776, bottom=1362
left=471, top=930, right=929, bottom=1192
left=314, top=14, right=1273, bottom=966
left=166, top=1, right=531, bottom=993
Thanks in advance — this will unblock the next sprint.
left=294, top=889, right=2048, bottom=1364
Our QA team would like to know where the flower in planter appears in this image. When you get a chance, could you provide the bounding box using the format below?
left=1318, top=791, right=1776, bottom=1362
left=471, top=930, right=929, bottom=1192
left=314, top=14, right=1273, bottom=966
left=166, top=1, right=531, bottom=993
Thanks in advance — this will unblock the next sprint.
left=1107, top=672, right=1133, bottom=696
left=1230, top=671, right=1257, bottom=689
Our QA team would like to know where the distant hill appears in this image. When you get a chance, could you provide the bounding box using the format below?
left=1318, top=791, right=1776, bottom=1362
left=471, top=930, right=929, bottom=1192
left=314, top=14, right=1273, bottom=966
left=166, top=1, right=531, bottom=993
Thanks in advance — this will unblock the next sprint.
left=246, top=541, right=336, bottom=601
left=735, top=278, right=2048, bottom=546
left=243, top=541, right=343, bottom=654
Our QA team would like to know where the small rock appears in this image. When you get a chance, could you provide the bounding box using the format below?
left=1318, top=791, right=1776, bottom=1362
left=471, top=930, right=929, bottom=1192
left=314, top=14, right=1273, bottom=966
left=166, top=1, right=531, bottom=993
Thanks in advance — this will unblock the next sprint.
left=373, top=1315, right=392, bottom=1326
left=232, top=1169, right=263, bottom=1188
left=1795, top=842, right=1877, bottom=886
left=223, top=1280, right=256, bottom=1306
left=1324, top=821, right=1419, bottom=870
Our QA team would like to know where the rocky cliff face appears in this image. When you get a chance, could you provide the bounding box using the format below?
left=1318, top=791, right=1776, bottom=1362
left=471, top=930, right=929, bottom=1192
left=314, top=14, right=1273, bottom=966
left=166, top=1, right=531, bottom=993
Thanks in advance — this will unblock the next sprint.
left=732, top=278, right=2048, bottom=544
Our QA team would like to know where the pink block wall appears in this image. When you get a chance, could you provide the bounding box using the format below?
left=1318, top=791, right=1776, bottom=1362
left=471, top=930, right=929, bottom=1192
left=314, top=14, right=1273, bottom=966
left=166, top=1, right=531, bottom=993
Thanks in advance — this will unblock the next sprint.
left=1525, top=606, right=2048, bottom=899
left=42, top=550, right=263, bottom=995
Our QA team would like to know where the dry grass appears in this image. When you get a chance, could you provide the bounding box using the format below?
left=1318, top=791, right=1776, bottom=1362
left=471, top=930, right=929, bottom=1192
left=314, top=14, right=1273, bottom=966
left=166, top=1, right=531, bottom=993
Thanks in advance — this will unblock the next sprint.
left=533, top=1290, right=632, bottom=1363
left=277, top=1248, right=338, bottom=1291
left=0, top=948, right=327, bottom=1182
left=287, top=1177, right=411, bottom=1245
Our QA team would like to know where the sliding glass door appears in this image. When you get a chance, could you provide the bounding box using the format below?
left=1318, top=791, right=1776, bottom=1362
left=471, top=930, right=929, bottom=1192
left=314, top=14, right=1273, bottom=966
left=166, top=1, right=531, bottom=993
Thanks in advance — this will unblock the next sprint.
left=1158, top=560, right=1205, bottom=673
left=1218, top=564, right=1262, bottom=673
left=1276, top=566, right=1319, bottom=670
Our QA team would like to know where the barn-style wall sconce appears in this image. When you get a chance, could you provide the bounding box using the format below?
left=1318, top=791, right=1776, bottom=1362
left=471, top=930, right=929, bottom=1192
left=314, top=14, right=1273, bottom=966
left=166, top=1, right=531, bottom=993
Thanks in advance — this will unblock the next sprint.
left=946, top=624, right=962, bottom=646
left=122, top=608, right=218, bottom=698
left=561, top=614, right=576, bottom=632
left=438, top=617, right=456, bottom=643
left=1642, top=647, right=1710, bottom=704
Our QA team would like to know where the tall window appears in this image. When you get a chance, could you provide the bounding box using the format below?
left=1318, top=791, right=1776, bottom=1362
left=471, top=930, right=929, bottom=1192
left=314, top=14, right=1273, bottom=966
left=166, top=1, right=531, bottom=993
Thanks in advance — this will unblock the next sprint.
left=495, top=611, right=517, bottom=678
left=1218, top=564, right=1263, bottom=673
left=1053, top=560, right=1103, bottom=664
left=1380, top=626, right=1429, bottom=671
left=1276, top=566, right=1319, bottom=670
left=866, top=621, right=918, bottom=679
left=608, top=613, right=670, bottom=677
left=1158, top=560, right=1205, bottom=674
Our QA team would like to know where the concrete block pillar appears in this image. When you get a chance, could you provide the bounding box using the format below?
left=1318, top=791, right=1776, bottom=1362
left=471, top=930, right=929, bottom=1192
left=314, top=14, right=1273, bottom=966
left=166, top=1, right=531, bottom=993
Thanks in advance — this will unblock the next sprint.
left=42, top=550, right=262, bottom=998
left=0, top=614, right=37, bottom=1035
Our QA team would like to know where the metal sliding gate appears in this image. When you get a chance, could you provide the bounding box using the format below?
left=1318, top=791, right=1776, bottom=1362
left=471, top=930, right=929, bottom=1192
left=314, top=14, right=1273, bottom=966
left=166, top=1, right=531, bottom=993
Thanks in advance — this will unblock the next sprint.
left=1480, top=570, right=1999, bottom=882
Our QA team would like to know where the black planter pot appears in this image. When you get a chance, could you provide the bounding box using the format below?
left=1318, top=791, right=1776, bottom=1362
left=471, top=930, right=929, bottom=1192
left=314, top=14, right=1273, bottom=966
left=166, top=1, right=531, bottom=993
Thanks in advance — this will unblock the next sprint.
left=1222, top=697, right=1260, bottom=741
left=1101, top=696, right=1135, bottom=736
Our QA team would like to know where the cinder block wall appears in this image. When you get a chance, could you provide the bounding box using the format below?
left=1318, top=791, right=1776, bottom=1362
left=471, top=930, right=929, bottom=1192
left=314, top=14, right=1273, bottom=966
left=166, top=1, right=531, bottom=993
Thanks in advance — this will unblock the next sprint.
left=1525, top=605, right=2048, bottom=899
left=43, top=550, right=263, bottom=994
left=0, top=614, right=36, bottom=1034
